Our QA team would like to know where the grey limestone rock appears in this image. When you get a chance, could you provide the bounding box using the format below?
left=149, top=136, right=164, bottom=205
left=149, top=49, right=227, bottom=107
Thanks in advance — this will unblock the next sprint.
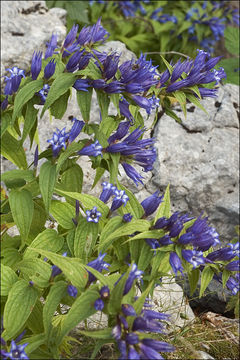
left=153, top=83, right=239, bottom=242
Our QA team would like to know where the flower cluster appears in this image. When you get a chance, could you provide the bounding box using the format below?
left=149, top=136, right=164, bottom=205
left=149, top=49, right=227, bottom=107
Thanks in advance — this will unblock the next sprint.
left=87, top=252, right=110, bottom=284
left=99, top=182, right=129, bottom=212
left=94, top=285, right=110, bottom=311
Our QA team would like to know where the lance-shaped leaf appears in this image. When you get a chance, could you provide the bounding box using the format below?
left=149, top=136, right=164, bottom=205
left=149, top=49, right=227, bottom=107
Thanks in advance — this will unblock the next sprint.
left=39, top=161, right=57, bottom=213
left=50, top=89, right=70, bottom=119
left=21, top=99, right=39, bottom=145
left=116, top=182, right=144, bottom=219
left=74, top=217, right=99, bottom=260
left=1, top=264, right=18, bottom=296
left=154, top=184, right=171, bottom=223
left=96, top=90, right=110, bottom=121
left=50, top=201, right=75, bottom=229
left=76, top=87, right=93, bottom=122
left=188, top=268, right=200, bottom=296
left=59, top=164, right=83, bottom=193
left=9, top=189, right=34, bottom=243
left=199, top=266, right=214, bottom=298
left=41, top=73, right=77, bottom=117
left=12, top=79, right=43, bottom=122
left=1, top=131, right=27, bottom=169
left=2, top=279, right=38, bottom=340
left=17, top=258, right=52, bottom=288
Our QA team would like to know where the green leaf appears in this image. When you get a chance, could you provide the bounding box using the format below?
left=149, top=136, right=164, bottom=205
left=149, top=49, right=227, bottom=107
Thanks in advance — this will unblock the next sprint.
left=224, top=26, right=239, bottom=55
left=74, top=218, right=99, bottom=260
left=108, top=153, right=120, bottom=183
left=26, top=300, right=44, bottom=334
left=154, top=184, right=171, bottom=224
left=78, top=328, right=112, bottom=339
left=24, top=228, right=64, bottom=258
left=3, top=279, right=38, bottom=340
left=99, top=220, right=149, bottom=253
left=199, top=266, right=214, bottom=298
left=99, top=216, right=123, bottom=246
left=92, top=166, right=105, bottom=189
left=138, top=242, right=155, bottom=271
left=1, top=264, right=18, bottom=296
left=116, top=182, right=144, bottom=219
left=43, top=281, right=67, bottom=338
left=1, top=248, right=22, bottom=269
left=163, top=108, right=182, bottom=124
left=188, top=268, right=200, bottom=296
left=185, top=93, right=207, bottom=114
left=60, top=164, right=83, bottom=193
left=21, top=333, right=47, bottom=357
left=134, top=281, right=154, bottom=315
left=218, top=58, right=240, bottom=86
left=50, top=201, right=75, bottom=229
left=9, top=189, right=34, bottom=243
left=160, top=55, right=174, bottom=74
left=96, top=90, right=110, bottom=121
left=57, top=286, right=99, bottom=345
left=2, top=170, right=34, bottom=187
left=77, top=60, right=102, bottom=80
left=41, top=73, right=77, bottom=117
left=55, top=189, right=110, bottom=218
left=156, top=251, right=171, bottom=274
left=76, top=88, right=93, bottom=122
left=1, top=131, right=27, bottom=169
left=1, top=112, right=13, bottom=137
left=222, top=269, right=231, bottom=289
left=108, top=271, right=131, bottom=314
left=39, top=161, right=57, bottom=213
left=12, top=80, right=43, bottom=122
left=28, top=248, right=88, bottom=289
left=56, top=142, right=84, bottom=173
left=123, top=229, right=165, bottom=243
left=17, top=258, right=52, bottom=287
left=50, top=89, right=70, bottom=119
left=174, top=91, right=186, bottom=117
left=21, top=99, right=39, bottom=144
left=65, top=1, right=89, bottom=23
left=99, top=115, right=119, bottom=138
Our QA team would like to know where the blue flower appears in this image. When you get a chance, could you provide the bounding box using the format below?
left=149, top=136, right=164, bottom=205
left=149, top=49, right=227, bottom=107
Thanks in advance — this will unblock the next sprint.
left=119, top=97, right=135, bottom=122
left=122, top=304, right=137, bottom=317
left=45, top=33, right=58, bottom=59
left=4, top=67, right=25, bottom=95
left=99, top=285, right=110, bottom=299
left=158, top=14, right=178, bottom=24
left=225, top=260, right=239, bottom=272
left=51, top=252, right=67, bottom=277
left=77, top=18, right=109, bottom=47
left=44, top=59, right=56, bottom=79
left=126, top=333, right=139, bottom=345
left=141, top=191, right=163, bottom=217
left=108, top=121, right=131, bottom=144
left=169, top=252, right=184, bottom=275
left=124, top=263, right=143, bottom=295
left=34, top=145, right=38, bottom=168
left=123, top=213, right=133, bottom=223
left=87, top=252, right=110, bottom=283
left=31, top=51, right=42, bottom=80
left=47, top=127, right=69, bottom=157
left=78, top=140, right=103, bottom=157
left=122, top=162, right=144, bottom=186
left=67, top=284, right=78, bottom=298
left=37, top=84, right=50, bottom=104
left=1, top=97, right=8, bottom=110
left=99, top=182, right=116, bottom=203
left=1, top=340, right=29, bottom=360
left=226, top=273, right=240, bottom=295
left=111, top=189, right=129, bottom=212
left=100, top=52, right=120, bottom=80
left=63, top=24, right=79, bottom=49
left=94, top=298, right=105, bottom=311
left=86, top=206, right=102, bottom=223
left=73, top=78, right=91, bottom=92
left=68, top=118, right=85, bottom=143
left=182, top=249, right=205, bottom=268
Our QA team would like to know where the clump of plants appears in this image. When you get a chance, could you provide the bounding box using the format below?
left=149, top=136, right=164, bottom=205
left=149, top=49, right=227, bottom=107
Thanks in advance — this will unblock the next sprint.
left=1, top=17, right=239, bottom=360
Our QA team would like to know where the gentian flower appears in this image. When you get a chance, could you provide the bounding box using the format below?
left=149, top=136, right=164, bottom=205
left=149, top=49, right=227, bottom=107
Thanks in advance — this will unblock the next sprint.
left=51, top=252, right=67, bottom=277
left=44, top=59, right=56, bottom=79
left=122, top=162, right=144, bottom=186
left=38, top=84, right=50, bottom=104
left=77, top=18, right=109, bottom=47
left=67, top=284, right=78, bottom=298
left=4, top=67, right=25, bottom=95
left=85, top=206, right=102, bottom=223
left=99, top=286, right=110, bottom=299
left=47, top=127, right=69, bottom=157
left=94, top=298, right=105, bottom=311
left=31, top=51, right=42, bottom=80
left=99, top=182, right=116, bottom=203
left=119, top=97, right=134, bottom=123
left=1, top=340, right=29, bottom=360
left=87, top=252, right=110, bottom=283
left=226, top=273, right=240, bottom=295
left=66, top=50, right=84, bottom=72
left=123, top=263, right=143, bottom=295
left=225, top=260, right=239, bottom=272
left=68, top=118, right=85, bottom=143
left=63, top=24, right=79, bottom=49
left=73, top=78, right=91, bottom=92
left=34, top=145, right=38, bottom=168
left=78, top=140, right=102, bottom=157
left=122, top=304, right=137, bottom=317
left=182, top=249, right=205, bottom=268
left=1, top=96, right=8, bottom=110
left=45, top=33, right=58, bottom=59
left=169, top=252, right=184, bottom=275
left=158, top=14, right=178, bottom=24
left=123, top=213, right=133, bottom=223
left=111, top=189, right=129, bottom=212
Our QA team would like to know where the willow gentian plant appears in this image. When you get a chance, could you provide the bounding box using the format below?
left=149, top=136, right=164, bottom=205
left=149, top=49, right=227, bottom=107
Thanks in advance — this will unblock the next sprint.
left=1, top=18, right=239, bottom=360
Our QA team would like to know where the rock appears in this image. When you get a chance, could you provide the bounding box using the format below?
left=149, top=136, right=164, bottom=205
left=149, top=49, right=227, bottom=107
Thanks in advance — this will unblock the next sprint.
left=1, top=1, right=66, bottom=77
left=153, top=83, right=239, bottom=242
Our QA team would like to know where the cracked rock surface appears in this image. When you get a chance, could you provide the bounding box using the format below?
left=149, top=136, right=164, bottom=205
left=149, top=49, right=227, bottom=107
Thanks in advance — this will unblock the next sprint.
left=153, top=83, right=239, bottom=242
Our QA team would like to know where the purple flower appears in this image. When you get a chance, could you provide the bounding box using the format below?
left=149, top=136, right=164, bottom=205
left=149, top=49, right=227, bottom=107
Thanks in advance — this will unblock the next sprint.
left=158, top=14, right=178, bottom=24
left=141, top=338, right=175, bottom=352
left=128, top=346, right=140, bottom=360
left=122, top=304, right=137, bottom=317
left=68, top=118, right=85, bottom=143
left=1, top=96, right=8, bottom=110
left=100, top=286, right=110, bottom=299
left=108, top=121, right=131, bottom=144
left=78, top=140, right=103, bottom=157
left=122, top=163, right=144, bottom=186
left=226, top=273, right=240, bottom=295
left=225, top=260, right=239, bottom=272
left=101, top=52, right=120, bottom=80
left=112, top=324, right=122, bottom=340
left=51, top=252, right=67, bottom=277
left=126, top=333, right=139, bottom=345
left=198, top=87, right=218, bottom=98
left=4, top=66, right=25, bottom=95
left=34, top=145, right=38, bottom=168
left=123, top=213, right=133, bottom=223
left=94, top=298, right=104, bottom=311
left=111, top=189, right=129, bottom=212
left=66, top=50, right=84, bottom=72
left=63, top=24, right=79, bottom=49
left=87, top=252, right=110, bottom=283
left=99, top=182, right=116, bottom=203
left=141, top=191, right=163, bottom=217
left=154, top=216, right=169, bottom=229
left=124, top=263, right=143, bottom=295
left=31, top=51, right=42, bottom=80
left=38, top=84, right=50, bottom=104
left=104, top=81, right=125, bottom=94
left=77, top=18, right=109, bottom=47
left=119, top=97, right=134, bottom=123
left=85, top=206, right=102, bottom=223
left=45, top=33, right=58, bottom=59
left=182, top=249, right=205, bottom=268
left=47, top=127, right=69, bottom=157
left=73, top=78, right=91, bottom=92
left=1, top=340, right=29, bottom=360
left=131, top=95, right=152, bottom=113
left=44, top=59, right=56, bottom=79
left=169, top=252, right=184, bottom=275
left=67, top=284, right=78, bottom=298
